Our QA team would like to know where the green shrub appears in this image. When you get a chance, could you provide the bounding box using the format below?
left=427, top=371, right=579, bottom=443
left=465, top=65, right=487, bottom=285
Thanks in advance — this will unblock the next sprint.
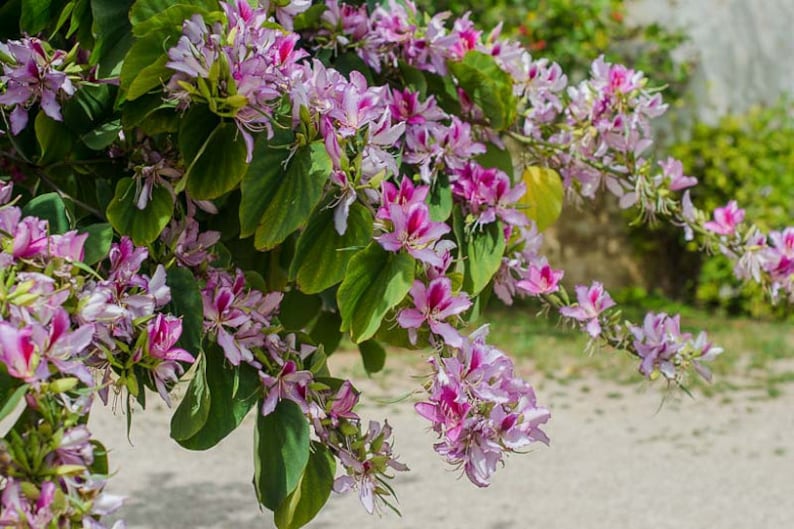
left=668, top=99, right=794, bottom=318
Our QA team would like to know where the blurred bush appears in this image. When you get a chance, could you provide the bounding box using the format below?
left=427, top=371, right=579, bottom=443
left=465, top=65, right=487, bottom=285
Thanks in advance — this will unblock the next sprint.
left=672, top=99, right=794, bottom=318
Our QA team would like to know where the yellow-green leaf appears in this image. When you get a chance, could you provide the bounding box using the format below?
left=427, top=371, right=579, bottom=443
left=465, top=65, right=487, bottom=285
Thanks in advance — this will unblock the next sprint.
left=520, top=166, right=564, bottom=231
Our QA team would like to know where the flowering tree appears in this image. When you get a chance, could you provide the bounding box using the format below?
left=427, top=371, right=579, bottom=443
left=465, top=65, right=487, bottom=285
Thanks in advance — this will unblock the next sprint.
left=1, top=1, right=792, bottom=527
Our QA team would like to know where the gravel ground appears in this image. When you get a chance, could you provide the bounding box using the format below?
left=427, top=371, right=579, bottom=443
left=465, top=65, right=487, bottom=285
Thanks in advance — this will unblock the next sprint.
left=93, top=351, right=794, bottom=529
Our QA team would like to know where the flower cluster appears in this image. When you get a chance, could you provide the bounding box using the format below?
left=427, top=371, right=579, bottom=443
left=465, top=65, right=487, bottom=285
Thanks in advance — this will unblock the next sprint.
left=628, top=312, right=723, bottom=382
left=166, top=1, right=309, bottom=158
left=0, top=186, right=175, bottom=528
left=0, top=37, right=78, bottom=135
left=416, top=327, right=550, bottom=487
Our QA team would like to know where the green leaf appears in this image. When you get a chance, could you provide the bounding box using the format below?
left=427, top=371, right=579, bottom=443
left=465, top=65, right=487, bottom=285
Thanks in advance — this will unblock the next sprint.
left=476, top=143, right=514, bottom=178
left=254, top=400, right=310, bottom=512
left=62, top=84, right=117, bottom=134
left=131, top=3, right=217, bottom=37
left=290, top=202, right=373, bottom=294
left=35, top=112, right=73, bottom=165
left=79, top=223, right=113, bottom=265
left=170, top=353, right=210, bottom=441
left=337, top=243, right=415, bottom=343
left=23, top=193, right=69, bottom=234
left=309, top=311, right=342, bottom=355
left=106, top=177, right=174, bottom=244
left=520, top=166, right=564, bottom=231
left=423, top=70, right=461, bottom=115
left=427, top=173, right=452, bottom=222
left=120, top=30, right=177, bottom=99
left=177, top=104, right=220, bottom=161
left=448, top=51, right=517, bottom=130
left=81, top=120, right=122, bottom=150
left=398, top=61, right=428, bottom=97
left=332, top=51, right=374, bottom=85
left=240, top=141, right=331, bottom=250
left=462, top=222, right=505, bottom=296
left=274, top=443, right=336, bottom=529
left=0, top=383, right=28, bottom=423
left=90, top=0, right=135, bottom=78
left=184, top=122, right=249, bottom=200
left=279, top=290, right=321, bottom=331
left=166, top=267, right=204, bottom=354
left=88, top=440, right=109, bottom=475
left=291, top=3, right=326, bottom=31
left=121, top=94, right=179, bottom=134
left=358, top=340, right=386, bottom=374
left=176, top=346, right=261, bottom=450
left=129, top=0, right=217, bottom=26
left=20, top=0, right=52, bottom=34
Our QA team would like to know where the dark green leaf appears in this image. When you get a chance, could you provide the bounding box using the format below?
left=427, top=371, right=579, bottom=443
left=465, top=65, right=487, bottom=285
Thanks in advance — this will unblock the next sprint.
left=88, top=440, right=109, bottom=475
left=358, top=340, right=386, bottom=374
left=23, top=193, right=69, bottom=234
left=240, top=141, right=331, bottom=250
left=20, top=0, right=52, bottom=34
left=290, top=202, right=373, bottom=294
left=35, top=112, right=73, bottom=165
left=254, top=400, right=310, bottom=512
left=106, top=177, right=174, bottom=244
left=81, top=120, right=121, bottom=150
left=0, top=383, right=28, bottom=423
left=291, top=3, right=326, bottom=31
left=332, top=51, right=374, bottom=85
left=79, top=223, right=113, bottom=265
left=177, top=104, right=220, bottom=161
left=0, top=1, right=21, bottom=41
left=309, top=311, right=342, bottom=355
left=427, top=172, right=452, bottom=222
left=448, top=51, right=517, bottom=130
left=176, top=347, right=261, bottom=450
left=337, top=243, right=414, bottom=343
left=462, top=221, right=505, bottom=295
left=398, top=61, right=428, bottom=97
left=129, top=0, right=217, bottom=26
left=170, top=353, right=210, bottom=441
left=185, top=122, right=249, bottom=200
left=132, top=3, right=217, bottom=37
left=62, top=84, right=117, bottom=134
left=120, top=30, right=178, bottom=99
left=166, top=267, right=204, bottom=354
left=274, top=443, right=336, bottom=529
left=476, top=143, right=514, bottom=179
left=423, top=70, right=461, bottom=115
left=90, top=0, right=135, bottom=78
left=121, top=94, right=179, bottom=134
left=279, top=290, right=321, bottom=331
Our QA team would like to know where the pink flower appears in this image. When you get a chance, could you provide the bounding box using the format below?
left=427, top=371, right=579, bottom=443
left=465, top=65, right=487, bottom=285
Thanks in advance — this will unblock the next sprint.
left=559, top=282, right=615, bottom=338
left=377, top=176, right=429, bottom=221
left=415, top=384, right=471, bottom=443
left=453, top=162, right=528, bottom=226
left=516, top=262, right=564, bottom=295
left=0, top=322, right=44, bottom=382
left=704, top=200, right=745, bottom=236
left=259, top=360, right=313, bottom=416
left=659, top=157, right=697, bottom=191
left=0, top=38, right=76, bottom=135
left=147, top=315, right=193, bottom=363
left=376, top=202, right=450, bottom=266
left=326, top=380, right=360, bottom=425
left=630, top=312, right=687, bottom=379
left=397, top=277, right=471, bottom=346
